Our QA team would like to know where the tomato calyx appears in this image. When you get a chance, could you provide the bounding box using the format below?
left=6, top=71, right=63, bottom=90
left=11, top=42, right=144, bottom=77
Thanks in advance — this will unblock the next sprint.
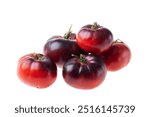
left=32, top=53, right=45, bottom=61
left=91, top=22, right=101, bottom=29
left=113, top=39, right=124, bottom=44
left=72, top=54, right=87, bottom=63
left=79, top=54, right=87, bottom=63
left=91, top=22, right=98, bottom=29
left=64, top=25, right=73, bottom=39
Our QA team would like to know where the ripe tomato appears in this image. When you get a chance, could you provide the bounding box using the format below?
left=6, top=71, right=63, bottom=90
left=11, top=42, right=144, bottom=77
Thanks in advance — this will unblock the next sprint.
left=77, top=22, right=113, bottom=55
left=17, top=53, right=57, bottom=88
left=63, top=54, right=107, bottom=89
left=102, top=39, right=131, bottom=71
left=44, top=32, right=87, bottom=67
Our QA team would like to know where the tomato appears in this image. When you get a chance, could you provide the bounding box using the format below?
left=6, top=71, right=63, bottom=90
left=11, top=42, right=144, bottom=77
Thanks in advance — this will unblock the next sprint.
left=17, top=53, right=57, bottom=88
left=63, top=54, right=107, bottom=89
left=102, top=39, right=131, bottom=71
left=76, top=22, right=113, bottom=55
left=44, top=31, right=87, bottom=67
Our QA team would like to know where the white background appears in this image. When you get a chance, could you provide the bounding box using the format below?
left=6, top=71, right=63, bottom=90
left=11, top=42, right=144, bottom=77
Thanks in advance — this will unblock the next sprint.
left=0, top=0, right=150, bottom=116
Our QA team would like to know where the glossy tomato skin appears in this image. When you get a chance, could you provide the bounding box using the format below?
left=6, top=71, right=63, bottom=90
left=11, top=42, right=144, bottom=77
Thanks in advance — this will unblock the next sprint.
left=63, top=54, right=107, bottom=90
left=44, top=38, right=73, bottom=67
left=102, top=40, right=131, bottom=71
left=17, top=53, right=57, bottom=88
left=44, top=37, right=87, bottom=67
left=77, top=24, right=113, bottom=55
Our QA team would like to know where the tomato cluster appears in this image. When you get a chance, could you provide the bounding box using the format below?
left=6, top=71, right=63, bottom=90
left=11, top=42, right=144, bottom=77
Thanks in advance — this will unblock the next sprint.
left=17, top=22, right=131, bottom=89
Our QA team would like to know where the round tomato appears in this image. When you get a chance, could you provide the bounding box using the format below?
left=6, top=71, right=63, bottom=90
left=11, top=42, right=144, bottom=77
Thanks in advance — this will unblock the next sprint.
left=77, top=22, right=113, bottom=55
left=102, top=39, right=131, bottom=71
left=63, top=54, right=107, bottom=90
left=44, top=34, right=87, bottom=67
left=17, top=53, right=57, bottom=88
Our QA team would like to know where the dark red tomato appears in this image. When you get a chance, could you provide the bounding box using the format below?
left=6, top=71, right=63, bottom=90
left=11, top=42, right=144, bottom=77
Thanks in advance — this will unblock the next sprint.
left=44, top=39, right=72, bottom=67
left=44, top=34, right=87, bottom=67
left=17, top=53, right=57, bottom=88
left=77, top=22, right=113, bottom=55
left=102, top=39, right=131, bottom=71
left=63, top=54, right=107, bottom=90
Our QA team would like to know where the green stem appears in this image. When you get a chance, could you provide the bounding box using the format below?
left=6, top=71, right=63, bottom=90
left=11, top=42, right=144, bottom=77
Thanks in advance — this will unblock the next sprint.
left=91, top=22, right=98, bottom=29
left=64, top=24, right=72, bottom=39
left=79, top=54, right=87, bottom=63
